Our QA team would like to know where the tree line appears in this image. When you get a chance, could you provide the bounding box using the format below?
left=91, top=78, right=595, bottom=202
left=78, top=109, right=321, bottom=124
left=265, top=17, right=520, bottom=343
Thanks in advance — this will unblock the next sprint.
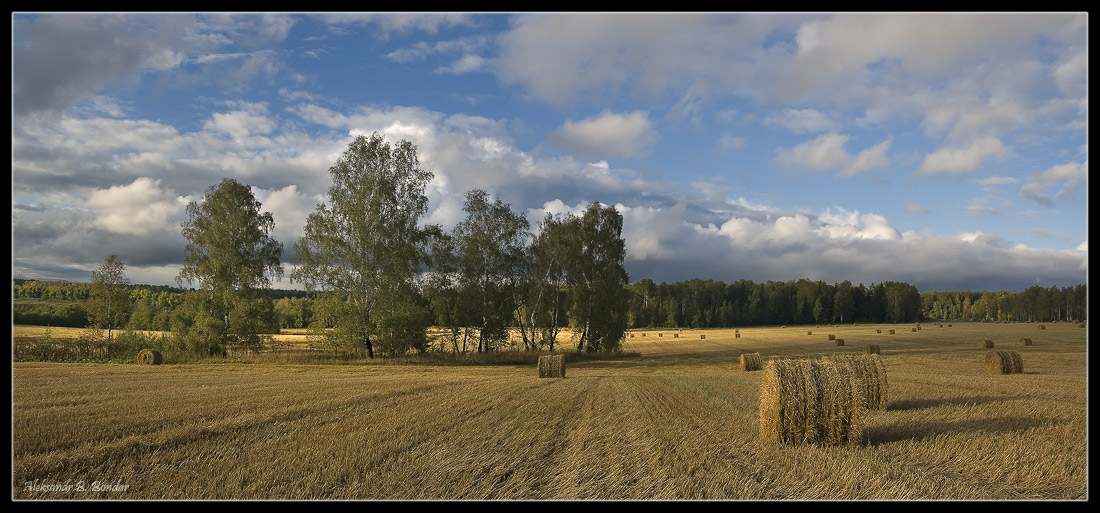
left=15, top=133, right=1087, bottom=357
left=54, top=133, right=630, bottom=358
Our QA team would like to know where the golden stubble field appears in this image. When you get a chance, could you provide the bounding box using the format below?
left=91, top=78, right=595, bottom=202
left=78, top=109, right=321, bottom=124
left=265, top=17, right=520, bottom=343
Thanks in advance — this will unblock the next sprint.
left=11, top=322, right=1088, bottom=500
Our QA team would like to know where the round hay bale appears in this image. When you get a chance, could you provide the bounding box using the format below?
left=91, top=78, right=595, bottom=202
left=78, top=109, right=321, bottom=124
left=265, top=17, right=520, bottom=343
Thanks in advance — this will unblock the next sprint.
left=700, top=334, right=706, bottom=339
left=1078, top=323, right=1085, bottom=328
left=807, top=331, right=813, bottom=335
left=674, top=333, right=679, bottom=338
left=985, top=350, right=1023, bottom=375
left=827, top=334, right=836, bottom=341
left=876, top=329, right=882, bottom=333
left=888, top=329, right=895, bottom=335
left=911, top=328, right=917, bottom=332
left=1019, top=337, right=1033, bottom=346
left=947, top=324, right=952, bottom=327
left=835, top=338, right=844, bottom=346
left=735, top=333, right=741, bottom=338
left=137, top=349, right=163, bottom=366
left=538, top=354, right=566, bottom=378
left=740, top=352, right=763, bottom=372
left=866, top=344, right=880, bottom=355
left=1039, top=325, right=1046, bottom=330
left=759, top=358, right=865, bottom=446
left=825, top=354, right=888, bottom=411
left=658, top=333, right=663, bottom=338
left=979, top=339, right=994, bottom=348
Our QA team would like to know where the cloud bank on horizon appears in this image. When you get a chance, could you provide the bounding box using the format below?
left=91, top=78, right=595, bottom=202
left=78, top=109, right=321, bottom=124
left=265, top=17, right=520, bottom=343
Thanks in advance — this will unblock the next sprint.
left=11, top=12, right=1088, bottom=292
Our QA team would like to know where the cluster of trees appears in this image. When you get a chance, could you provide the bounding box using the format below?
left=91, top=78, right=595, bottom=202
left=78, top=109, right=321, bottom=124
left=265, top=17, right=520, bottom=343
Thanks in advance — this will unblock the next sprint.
left=627, top=279, right=925, bottom=328
left=71, top=133, right=630, bottom=358
left=921, top=285, right=1088, bottom=323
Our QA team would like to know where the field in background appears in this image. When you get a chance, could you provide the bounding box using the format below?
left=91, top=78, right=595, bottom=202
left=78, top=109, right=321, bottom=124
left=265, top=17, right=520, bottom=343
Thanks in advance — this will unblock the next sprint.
left=12, top=322, right=1088, bottom=500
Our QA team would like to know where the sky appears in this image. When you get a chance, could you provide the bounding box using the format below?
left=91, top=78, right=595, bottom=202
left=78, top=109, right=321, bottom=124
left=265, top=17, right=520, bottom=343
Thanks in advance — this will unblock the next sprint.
left=11, top=12, right=1089, bottom=293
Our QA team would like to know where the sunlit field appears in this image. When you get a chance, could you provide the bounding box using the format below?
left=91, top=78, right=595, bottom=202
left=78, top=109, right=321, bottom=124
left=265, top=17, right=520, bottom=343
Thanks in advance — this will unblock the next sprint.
left=12, top=322, right=1087, bottom=500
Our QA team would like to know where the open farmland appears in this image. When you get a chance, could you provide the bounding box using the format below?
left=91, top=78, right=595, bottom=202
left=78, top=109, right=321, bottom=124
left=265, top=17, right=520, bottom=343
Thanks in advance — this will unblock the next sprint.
left=12, top=322, right=1088, bottom=500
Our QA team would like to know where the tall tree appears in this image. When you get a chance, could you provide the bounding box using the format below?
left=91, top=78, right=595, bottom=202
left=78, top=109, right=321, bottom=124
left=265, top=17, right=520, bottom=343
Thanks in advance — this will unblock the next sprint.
left=177, top=178, right=283, bottom=356
left=291, top=133, right=434, bottom=358
left=85, top=254, right=132, bottom=341
left=516, top=212, right=571, bottom=351
left=565, top=202, right=630, bottom=352
left=453, top=189, right=530, bottom=352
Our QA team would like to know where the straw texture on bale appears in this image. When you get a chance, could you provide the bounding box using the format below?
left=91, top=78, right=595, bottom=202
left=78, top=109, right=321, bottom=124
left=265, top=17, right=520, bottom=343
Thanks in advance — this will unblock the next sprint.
left=538, top=354, right=566, bottom=378
left=825, top=354, right=888, bottom=411
left=888, top=329, right=895, bottom=334
left=835, top=338, right=844, bottom=346
left=827, top=334, right=836, bottom=341
left=866, top=344, right=880, bottom=355
left=758, top=358, right=865, bottom=446
left=740, top=352, right=763, bottom=372
left=1019, top=337, right=1033, bottom=346
left=979, top=339, right=994, bottom=348
left=137, top=349, right=163, bottom=366
left=985, top=350, right=1023, bottom=375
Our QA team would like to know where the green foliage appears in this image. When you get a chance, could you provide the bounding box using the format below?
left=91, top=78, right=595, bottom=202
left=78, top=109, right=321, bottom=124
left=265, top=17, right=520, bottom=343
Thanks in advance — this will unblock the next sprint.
left=85, top=254, right=133, bottom=340
left=291, top=133, right=434, bottom=358
left=564, top=203, right=630, bottom=352
left=176, top=178, right=284, bottom=356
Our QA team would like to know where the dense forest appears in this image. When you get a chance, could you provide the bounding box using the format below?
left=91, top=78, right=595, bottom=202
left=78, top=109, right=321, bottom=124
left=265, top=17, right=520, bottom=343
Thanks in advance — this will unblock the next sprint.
left=13, top=277, right=1088, bottom=331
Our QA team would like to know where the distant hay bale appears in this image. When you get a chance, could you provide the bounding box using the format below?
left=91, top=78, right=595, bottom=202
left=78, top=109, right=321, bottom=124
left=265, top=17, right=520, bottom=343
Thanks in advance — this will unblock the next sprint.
left=827, top=334, right=836, bottom=341
left=630, top=333, right=635, bottom=338
left=947, top=324, right=952, bottom=327
left=137, top=349, right=162, bottom=366
left=674, top=333, right=679, bottom=338
left=1078, top=323, right=1086, bottom=328
left=917, top=326, right=922, bottom=331
left=876, top=329, right=882, bottom=333
left=740, top=352, right=763, bottom=372
left=835, top=338, right=844, bottom=346
left=1039, top=325, right=1046, bottom=330
left=985, top=350, right=1023, bottom=375
left=979, top=339, right=994, bottom=348
left=700, top=334, right=706, bottom=339
left=911, top=328, right=917, bottom=332
left=866, top=344, right=880, bottom=355
left=735, top=333, right=741, bottom=338
left=659, top=333, right=663, bottom=338
left=807, top=331, right=813, bottom=335
left=758, top=358, right=865, bottom=446
left=538, top=354, right=566, bottom=378
left=888, top=329, right=895, bottom=334
left=1019, top=337, right=1033, bottom=346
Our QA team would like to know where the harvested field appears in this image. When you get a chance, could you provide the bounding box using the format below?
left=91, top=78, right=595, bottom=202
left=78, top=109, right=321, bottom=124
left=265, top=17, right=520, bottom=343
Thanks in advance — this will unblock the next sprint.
left=12, top=322, right=1087, bottom=500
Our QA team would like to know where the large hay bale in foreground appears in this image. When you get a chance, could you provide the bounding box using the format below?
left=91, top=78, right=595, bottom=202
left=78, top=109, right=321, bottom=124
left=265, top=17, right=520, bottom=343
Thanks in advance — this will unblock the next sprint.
left=740, top=352, right=763, bottom=372
left=985, top=350, right=1023, bottom=375
left=866, top=344, right=880, bottom=355
left=759, top=358, right=865, bottom=446
left=979, top=339, right=994, bottom=348
left=826, top=354, right=888, bottom=411
left=538, top=354, right=566, bottom=378
left=137, top=349, right=163, bottom=366
left=1019, top=337, right=1033, bottom=346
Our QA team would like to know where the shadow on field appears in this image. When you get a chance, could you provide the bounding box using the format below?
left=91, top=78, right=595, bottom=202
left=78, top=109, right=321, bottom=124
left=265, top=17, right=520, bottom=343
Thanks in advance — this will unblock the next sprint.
left=865, top=415, right=1060, bottom=445
left=887, top=395, right=1012, bottom=410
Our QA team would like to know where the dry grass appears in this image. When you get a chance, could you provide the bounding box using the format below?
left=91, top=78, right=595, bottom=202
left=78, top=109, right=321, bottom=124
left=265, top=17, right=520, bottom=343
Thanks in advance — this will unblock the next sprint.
left=12, top=322, right=1087, bottom=500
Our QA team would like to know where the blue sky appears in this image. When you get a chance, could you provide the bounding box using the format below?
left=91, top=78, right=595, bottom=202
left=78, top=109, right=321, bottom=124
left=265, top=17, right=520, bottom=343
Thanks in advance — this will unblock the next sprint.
left=11, top=12, right=1088, bottom=292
